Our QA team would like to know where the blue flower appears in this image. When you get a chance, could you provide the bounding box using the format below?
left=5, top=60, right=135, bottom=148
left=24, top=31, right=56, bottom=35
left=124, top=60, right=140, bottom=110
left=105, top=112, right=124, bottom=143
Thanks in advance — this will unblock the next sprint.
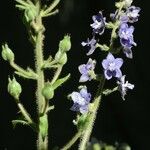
left=117, top=75, right=134, bottom=100
left=90, top=11, right=106, bottom=35
left=126, top=6, right=141, bottom=23
left=81, top=37, right=97, bottom=55
left=70, top=86, right=91, bottom=114
left=118, top=23, right=136, bottom=58
left=78, top=58, right=96, bottom=82
left=102, top=53, right=123, bottom=80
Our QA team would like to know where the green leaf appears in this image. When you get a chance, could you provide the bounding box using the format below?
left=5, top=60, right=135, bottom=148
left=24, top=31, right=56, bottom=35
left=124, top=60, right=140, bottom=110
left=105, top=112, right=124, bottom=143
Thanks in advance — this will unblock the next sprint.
left=12, top=120, right=30, bottom=129
left=15, top=0, right=30, bottom=7
left=52, top=74, right=70, bottom=90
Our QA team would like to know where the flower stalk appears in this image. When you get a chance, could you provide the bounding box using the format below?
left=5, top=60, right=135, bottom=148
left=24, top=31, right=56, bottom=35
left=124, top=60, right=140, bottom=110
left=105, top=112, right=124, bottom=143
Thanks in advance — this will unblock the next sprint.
left=79, top=76, right=105, bottom=150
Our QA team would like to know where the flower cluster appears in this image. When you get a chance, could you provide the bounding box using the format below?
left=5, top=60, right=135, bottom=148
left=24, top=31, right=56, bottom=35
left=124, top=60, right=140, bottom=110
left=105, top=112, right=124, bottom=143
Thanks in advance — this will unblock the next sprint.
left=70, top=0, right=140, bottom=114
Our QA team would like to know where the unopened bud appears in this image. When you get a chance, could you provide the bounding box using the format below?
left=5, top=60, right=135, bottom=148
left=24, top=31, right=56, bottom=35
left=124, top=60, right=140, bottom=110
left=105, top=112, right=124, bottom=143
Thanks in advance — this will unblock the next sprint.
left=24, top=8, right=37, bottom=22
left=8, top=77, right=22, bottom=101
left=59, top=35, right=71, bottom=52
left=42, top=83, right=54, bottom=100
left=124, top=0, right=133, bottom=8
left=1, top=44, right=14, bottom=62
left=55, top=51, right=67, bottom=65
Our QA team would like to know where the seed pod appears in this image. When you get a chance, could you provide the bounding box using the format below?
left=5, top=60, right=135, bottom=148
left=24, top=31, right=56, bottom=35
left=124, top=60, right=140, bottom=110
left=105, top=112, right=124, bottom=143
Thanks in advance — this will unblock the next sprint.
left=42, top=83, right=54, bottom=100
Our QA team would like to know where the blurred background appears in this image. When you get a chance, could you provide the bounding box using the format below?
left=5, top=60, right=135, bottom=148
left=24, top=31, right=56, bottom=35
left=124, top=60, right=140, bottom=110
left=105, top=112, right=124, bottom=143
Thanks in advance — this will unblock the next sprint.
left=0, top=0, right=150, bottom=149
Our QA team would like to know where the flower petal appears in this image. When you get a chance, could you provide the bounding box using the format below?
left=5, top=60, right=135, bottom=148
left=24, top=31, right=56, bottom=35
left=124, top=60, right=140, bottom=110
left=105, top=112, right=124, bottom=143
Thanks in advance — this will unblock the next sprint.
left=79, top=75, right=89, bottom=82
left=79, top=105, right=89, bottom=114
left=78, top=64, right=87, bottom=74
left=115, top=69, right=122, bottom=78
left=106, top=53, right=115, bottom=62
left=104, top=70, right=112, bottom=80
left=102, top=59, right=109, bottom=69
left=114, top=58, right=123, bottom=68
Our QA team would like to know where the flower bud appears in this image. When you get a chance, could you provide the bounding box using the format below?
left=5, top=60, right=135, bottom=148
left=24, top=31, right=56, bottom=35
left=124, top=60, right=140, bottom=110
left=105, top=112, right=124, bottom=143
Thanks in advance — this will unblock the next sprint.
left=55, top=51, right=67, bottom=65
left=24, top=8, right=37, bottom=22
left=8, top=77, right=22, bottom=101
left=1, top=44, right=14, bottom=62
left=59, top=53, right=67, bottom=65
left=124, top=0, right=133, bottom=8
left=59, top=35, right=71, bottom=52
left=42, top=83, right=54, bottom=100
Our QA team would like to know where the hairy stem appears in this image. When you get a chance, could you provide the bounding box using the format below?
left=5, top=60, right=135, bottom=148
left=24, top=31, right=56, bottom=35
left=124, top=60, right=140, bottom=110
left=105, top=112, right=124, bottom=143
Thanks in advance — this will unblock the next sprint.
left=10, top=61, right=37, bottom=80
left=51, top=65, right=62, bottom=84
left=33, top=1, right=49, bottom=150
left=61, top=131, right=82, bottom=150
left=79, top=76, right=105, bottom=150
left=17, top=103, right=33, bottom=124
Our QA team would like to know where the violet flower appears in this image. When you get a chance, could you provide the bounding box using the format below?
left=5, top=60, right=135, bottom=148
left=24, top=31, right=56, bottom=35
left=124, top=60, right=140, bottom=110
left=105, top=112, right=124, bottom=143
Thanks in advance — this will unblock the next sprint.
left=78, top=58, right=96, bottom=82
left=117, top=75, right=134, bottom=100
left=70, top=86, right=91, bottom=114
left=118, top=23, right=136, bottom=58
left=126, top=6, right=141, bottom=23
left=102, top=53, right=123, bottom=80
left=81, top=37, right=97, bottom=55
left=90, top=11, right=106, bottom=35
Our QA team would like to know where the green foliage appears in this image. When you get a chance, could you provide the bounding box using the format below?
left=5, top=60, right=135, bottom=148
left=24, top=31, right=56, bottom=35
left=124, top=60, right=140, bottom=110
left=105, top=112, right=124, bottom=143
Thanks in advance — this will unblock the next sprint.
left=52, top=74, right=70, bottom=90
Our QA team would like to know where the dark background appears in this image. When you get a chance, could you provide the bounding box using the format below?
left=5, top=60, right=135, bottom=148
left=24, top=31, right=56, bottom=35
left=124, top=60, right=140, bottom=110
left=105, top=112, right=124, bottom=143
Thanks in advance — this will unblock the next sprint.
left=0, top=0, right=150, bottom=150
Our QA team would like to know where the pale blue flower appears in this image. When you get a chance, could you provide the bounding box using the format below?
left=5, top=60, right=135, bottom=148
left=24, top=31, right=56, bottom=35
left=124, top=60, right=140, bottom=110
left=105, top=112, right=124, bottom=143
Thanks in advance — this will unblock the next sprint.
left=78, top=58, right=96, bottom=82
left=70, top=86, right=91, bottom=114
left=102, top=53, right=123, bottom=80
left=126, top=6, right=141, bottom=23
left=81, top=37, right=97, bottom=55
left=117, top=75, right=134, bottom=100
left=118, top=23, right=136, bottom=58
left=90, top=11, right=105, bottom=35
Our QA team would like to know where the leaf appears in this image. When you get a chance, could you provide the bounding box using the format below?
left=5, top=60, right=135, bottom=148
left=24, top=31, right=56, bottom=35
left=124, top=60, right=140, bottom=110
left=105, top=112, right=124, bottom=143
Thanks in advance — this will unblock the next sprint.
left=12, top=120, right=30, bottom=129
left=15, top=0, right=30, bottom=7
left=52, top=73, right=70, bottom=90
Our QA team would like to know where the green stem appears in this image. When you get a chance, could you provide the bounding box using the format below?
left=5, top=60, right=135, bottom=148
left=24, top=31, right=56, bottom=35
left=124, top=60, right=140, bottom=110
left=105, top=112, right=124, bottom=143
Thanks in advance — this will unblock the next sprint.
left=51, top=65, right=62, bottom=84
left=79, top=76, right=105, bottom=150
left=33, top=1, right=48, bottom=150
left=10, top=61, right=37, bottom=79
left=17, top=103, right=33, bottom=124
left=61, top=131, right=82, bottom=150
left=43, top=0, right=60, bottom=15
left=109, top=2, right=124, bottom=49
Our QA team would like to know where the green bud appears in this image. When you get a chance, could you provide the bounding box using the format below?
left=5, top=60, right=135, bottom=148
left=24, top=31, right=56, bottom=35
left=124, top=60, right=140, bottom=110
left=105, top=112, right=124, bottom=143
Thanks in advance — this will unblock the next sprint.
left=59, top=53, right=67, bottom=65
left=24, top=8, right=37, bottom=22
left=8, top=77, right=22, bottom=101
left=124, top=0, right=133, bottom=8
left=93, top=143, right=101, bottom=150
left=55, top=51, right=67, bottom=65
left=1, top=44, right=14, bottom=62
left=42, top=82, right=54, bottom=100
left=59, top=35, right=71, bottom=52
left=115, top=2, right=121, bottom=8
